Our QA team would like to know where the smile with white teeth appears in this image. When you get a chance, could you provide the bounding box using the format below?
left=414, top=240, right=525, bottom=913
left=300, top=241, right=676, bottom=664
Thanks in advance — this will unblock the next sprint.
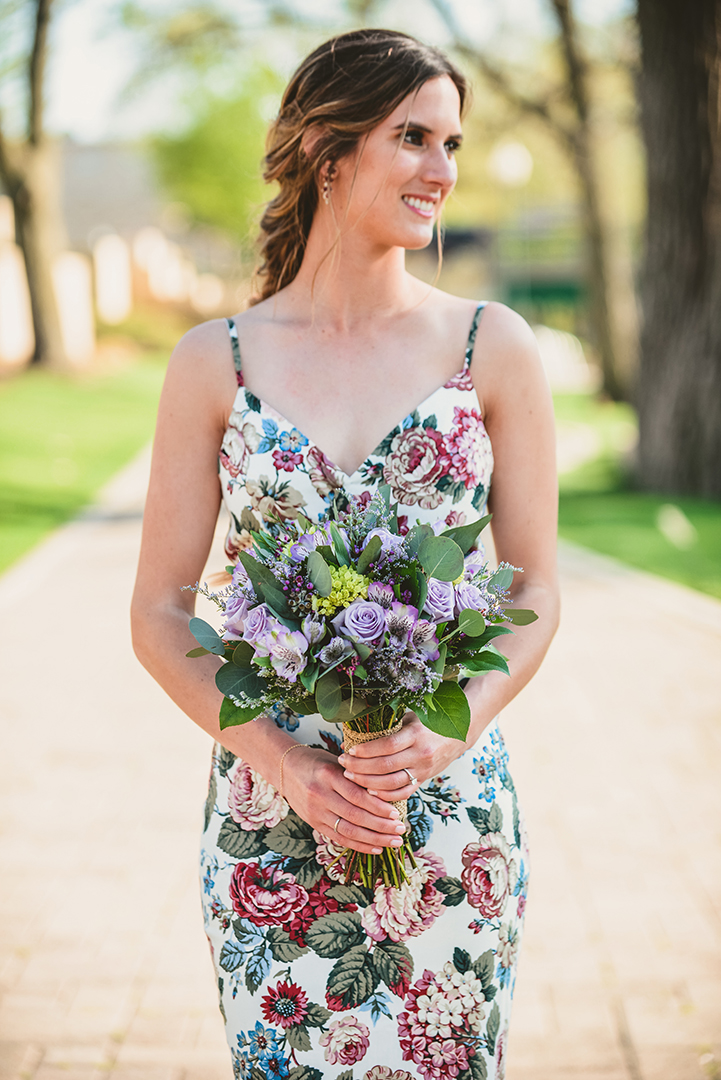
left=402, top=195, right=436, bottom=216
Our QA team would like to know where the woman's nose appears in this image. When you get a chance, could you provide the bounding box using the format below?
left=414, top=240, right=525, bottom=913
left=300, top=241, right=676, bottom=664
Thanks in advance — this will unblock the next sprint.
left=422, top=144, right=457, bottom=189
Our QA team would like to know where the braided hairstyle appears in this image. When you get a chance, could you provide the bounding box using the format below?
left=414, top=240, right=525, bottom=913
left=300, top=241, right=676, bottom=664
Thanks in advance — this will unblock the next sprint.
left=252, top=29, right=468, bottom=303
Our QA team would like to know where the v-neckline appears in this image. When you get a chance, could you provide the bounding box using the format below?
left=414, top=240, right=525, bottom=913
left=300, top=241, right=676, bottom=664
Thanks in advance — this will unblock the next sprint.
left=224, top=304, right=485, bottom=480
left=234, top=376, right=465, bottom=481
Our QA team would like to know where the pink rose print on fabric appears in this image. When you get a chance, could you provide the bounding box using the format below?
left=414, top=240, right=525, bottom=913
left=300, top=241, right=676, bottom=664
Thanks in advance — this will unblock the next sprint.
left=228, top=862, right=308, bottom=926
left=440, top=406, right=493, bottom=489
left=444, top=509, right=466, bottom=528
left=319, top=1015, right=371, bottom=1065
left=228, top=761, right=288, bottom=832
left=398, top=961, right=488, bottom=1080
left=306, top=445, right=345, bottom=495
left=496, top=1028, right=508, bottom=1078
left=312, top=829, right=348, bottom=881
left=245, top=476, right=306, bottom=522
left=361, top=849, right=446, bottom=947
left=461, top=831, right=518, bottom=919
left=382, top=426, right=447, bottom=508
left=219, top=427, right=251, bottom=479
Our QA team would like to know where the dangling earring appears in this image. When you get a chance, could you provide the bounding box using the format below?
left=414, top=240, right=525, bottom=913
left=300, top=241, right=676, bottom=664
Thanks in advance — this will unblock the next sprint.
left=322, top=165, right=334, bottom=205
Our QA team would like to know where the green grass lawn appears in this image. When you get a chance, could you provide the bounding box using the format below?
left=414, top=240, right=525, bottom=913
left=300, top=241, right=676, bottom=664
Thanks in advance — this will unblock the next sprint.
left=0, top=355, right=167, bottom=573
left=555, top=393, right=721, bottom=600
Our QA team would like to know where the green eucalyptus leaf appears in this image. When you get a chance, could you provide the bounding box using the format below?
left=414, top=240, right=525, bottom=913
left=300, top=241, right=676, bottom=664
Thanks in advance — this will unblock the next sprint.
left=315, top=544, right=338, bottom=566
left=503, top=607, right=539, bottom=625
left=457, top=609, right=487, bottom=637
left=355, top=641, right=372, bottom=662
left=188, top=617, right=226, bottom=656
left=489, top=566, right=514, bottom=591
left=460, top=651, right=510, bottom=677
left=186, top=645, right=210, bottom=658
left=405, top=523, right=434, bottom=557
left=418, top=535, right=464, bottom=582
left=306, top=550, right=333, bottom=597
left=216, top=663, right=269, bottom=701
left=356, top=534, right=382, bottom=574
left=299, top=663, right=319, bottom=693
left=329, top=522, right=350, bottom=566
left=441, top=513, right=492, bottom=554
left=418, top=680, right=470, bottom=741
left=333, top=696, right=371, bottom=722
left=316, top=668, right=343, bottom=720
left=219, top=696, right=265, bottom=729
left=232, top=640, right=254, bottom=667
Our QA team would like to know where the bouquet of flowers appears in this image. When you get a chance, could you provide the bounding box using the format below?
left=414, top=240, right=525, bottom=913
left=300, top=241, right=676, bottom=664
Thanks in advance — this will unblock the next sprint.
left=187, top=487, right=536, bottom=889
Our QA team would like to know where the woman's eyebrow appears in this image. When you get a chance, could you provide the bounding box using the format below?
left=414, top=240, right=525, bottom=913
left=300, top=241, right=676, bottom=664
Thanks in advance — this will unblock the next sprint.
left=392, top=121, right=463, bottom=141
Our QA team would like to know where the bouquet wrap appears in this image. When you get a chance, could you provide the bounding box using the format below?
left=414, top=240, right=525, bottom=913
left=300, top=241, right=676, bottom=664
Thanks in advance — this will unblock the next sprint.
left=342, top=714, right=408, bottom=823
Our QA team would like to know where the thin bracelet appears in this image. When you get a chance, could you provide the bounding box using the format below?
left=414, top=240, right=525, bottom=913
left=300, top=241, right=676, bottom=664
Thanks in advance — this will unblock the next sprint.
left=278, top=743, right=306, bottom=799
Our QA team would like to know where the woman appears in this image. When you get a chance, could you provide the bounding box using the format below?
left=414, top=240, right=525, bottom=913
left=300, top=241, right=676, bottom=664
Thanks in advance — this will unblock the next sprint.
left=132, top=28, right=559, bottom=1080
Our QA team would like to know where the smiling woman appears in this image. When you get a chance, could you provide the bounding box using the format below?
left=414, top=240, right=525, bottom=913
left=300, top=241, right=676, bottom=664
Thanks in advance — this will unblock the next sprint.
left=131, top=28, right=559, bottom=1080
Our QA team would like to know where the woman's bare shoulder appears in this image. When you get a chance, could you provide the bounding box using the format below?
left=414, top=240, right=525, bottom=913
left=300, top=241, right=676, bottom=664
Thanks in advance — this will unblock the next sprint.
left=162, top=317, right=239, bottom=428
left=470, top=302, right=547, bottom=417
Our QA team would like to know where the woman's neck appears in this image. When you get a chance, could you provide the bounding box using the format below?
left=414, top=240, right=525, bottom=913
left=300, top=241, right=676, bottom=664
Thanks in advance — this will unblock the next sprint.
left=283, top=215, right=421, bottom=329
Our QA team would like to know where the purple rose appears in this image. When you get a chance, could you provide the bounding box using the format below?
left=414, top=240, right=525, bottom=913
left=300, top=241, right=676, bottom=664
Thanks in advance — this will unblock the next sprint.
left=454, top=582, right=489, bottom=616
left=463, top=551, right=487, bottom=580
left=333, top=600, right=387, bottom=644
left=423, top=579, right=456, bottom=622
left=242, top=604, right=276, bottom=645
left=222, top=593, right=253, bottom=639
left=363, top=528, right=406, bottom=556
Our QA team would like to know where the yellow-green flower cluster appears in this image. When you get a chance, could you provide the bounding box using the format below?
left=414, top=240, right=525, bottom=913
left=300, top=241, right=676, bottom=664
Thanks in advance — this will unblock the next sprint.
left=313, top=565, right=370, bottom=616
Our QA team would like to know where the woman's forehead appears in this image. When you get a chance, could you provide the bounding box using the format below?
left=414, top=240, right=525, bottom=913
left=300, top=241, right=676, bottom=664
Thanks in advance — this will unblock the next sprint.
left=383, top=76, right=463, bottom=132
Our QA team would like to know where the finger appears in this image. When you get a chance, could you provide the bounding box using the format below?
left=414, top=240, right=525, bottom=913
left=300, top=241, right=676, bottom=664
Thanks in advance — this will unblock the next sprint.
left=345, top=768, right=419, bottom=792
left=330, top=786, right=408, bottom=838
left=340, top=725, right=415, bottom=761
left=330, top=812, right=407, bottom=852
left=341, top=751, right=419, bottom=779
left=333, top=774, right=404, bottom=823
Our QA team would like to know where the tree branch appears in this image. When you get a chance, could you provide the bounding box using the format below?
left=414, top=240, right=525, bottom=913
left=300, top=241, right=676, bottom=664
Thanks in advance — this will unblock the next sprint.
left=549, top=0, right=590, bottom=125
left=0, top=114, right=19, bottom=193
left=426, top=0, right=578, bottom=152
left=28, top=0, right=51, bottom=145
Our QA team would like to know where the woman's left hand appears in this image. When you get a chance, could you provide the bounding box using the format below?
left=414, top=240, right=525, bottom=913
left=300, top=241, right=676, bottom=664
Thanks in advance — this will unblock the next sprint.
left=337, top=712, right=467, bottom=801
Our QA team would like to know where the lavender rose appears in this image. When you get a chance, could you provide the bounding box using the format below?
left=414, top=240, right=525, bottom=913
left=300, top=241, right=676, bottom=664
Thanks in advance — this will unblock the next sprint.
left=363, top=528, right=406, bottom=556
left=423, top=579, right=456, bottom=622
left=454, top=581, right=489, bottom=616
left=333, top=600, right=387, bottom=644
left=242, top=604, right=275, bottom=644
left=222, top=593, right=253, bottom=639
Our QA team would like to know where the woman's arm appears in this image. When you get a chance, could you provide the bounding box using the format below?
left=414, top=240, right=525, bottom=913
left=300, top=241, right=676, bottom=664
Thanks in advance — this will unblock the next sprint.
left=131, top=319, right=405, bottom=854
left=338, top=303, right=560, bottom=794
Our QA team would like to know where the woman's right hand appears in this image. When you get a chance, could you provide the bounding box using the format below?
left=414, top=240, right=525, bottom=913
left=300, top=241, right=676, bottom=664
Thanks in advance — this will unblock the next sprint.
left=282, top=746, right=408, bottom=855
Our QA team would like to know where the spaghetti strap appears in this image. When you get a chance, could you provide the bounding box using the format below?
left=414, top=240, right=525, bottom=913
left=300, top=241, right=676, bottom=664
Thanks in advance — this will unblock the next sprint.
left=464, top=301, right=487, bottom=370
left=225, top=317, right=244, bottom=387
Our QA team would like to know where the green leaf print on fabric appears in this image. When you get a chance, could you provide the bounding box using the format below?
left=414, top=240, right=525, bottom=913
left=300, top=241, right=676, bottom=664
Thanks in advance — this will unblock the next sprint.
left=286, top=1022, right=312, bottom=1051
left=326, top=883, right=370, bottom=906
left=434, top=875, right=466, bottom=906
left=265, top=810, right=316, bottom=857
left=217, top=746, right=237, bottom=777
left=203, top=773, right=217, bottom=832
left=373, top=940, right=414, bottom=996
left=335, top=1072, right=354, bottom=1080
left=453, top=947, right=472, bottom=974
left=467, top=803, right=503, bottom=836
left=305, top=1002, right=332, bottom=1027
left=326, top=945, right=379, bottom=1008
left=266, top=927, right=309, bottom=962
left=486, top=1000, right=501, bottom=1056
left=217, top=819, right=268, bottom=859
left=288, top=1067, right=323, bottom=1080
left=472, top=949, right=496, bottom=997
left=305, top=912, right=366, bottom=957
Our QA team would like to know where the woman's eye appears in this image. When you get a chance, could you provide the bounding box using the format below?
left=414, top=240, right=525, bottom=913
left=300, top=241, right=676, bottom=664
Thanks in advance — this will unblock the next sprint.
left=403, top=129, right=424, bottom=146
left=445, top=139, right=461, bottom=155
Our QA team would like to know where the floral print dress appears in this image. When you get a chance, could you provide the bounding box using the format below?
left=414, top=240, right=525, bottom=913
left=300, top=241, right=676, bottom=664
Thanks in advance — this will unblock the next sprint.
left=202, top=304, right=528, bottom=1080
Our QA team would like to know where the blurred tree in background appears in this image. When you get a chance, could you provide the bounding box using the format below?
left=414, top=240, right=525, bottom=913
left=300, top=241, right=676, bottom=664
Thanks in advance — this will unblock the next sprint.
left=0, top=0, right=68, bottom=367
left=636, top=0, right=721, bottom=496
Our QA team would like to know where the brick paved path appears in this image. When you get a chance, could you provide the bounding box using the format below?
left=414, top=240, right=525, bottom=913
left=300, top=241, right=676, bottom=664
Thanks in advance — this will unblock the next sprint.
left=1, top=450, right=720, bottom=1080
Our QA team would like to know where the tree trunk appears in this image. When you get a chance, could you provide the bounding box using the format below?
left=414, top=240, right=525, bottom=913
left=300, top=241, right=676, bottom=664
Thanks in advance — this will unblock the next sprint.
left=10, top=142, right=68, bottom=368
left=636, top=0, right=721, bottom=495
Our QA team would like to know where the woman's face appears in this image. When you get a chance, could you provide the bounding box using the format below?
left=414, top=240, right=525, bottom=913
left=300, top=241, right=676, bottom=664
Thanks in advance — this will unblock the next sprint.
left=330, top=74, right=463, bottom=252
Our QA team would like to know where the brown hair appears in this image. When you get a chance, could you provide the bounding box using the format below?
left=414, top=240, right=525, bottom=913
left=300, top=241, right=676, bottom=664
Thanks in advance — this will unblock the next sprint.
left=252, top=29, right=469, bottom=303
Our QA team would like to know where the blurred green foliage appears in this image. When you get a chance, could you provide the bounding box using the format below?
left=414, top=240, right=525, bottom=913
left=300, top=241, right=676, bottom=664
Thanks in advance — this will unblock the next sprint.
left=151, top=66, right=283, bottom=247
left=556, top=394, right=721, bottom=599
left=0, top=358, right=166, bottom=574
